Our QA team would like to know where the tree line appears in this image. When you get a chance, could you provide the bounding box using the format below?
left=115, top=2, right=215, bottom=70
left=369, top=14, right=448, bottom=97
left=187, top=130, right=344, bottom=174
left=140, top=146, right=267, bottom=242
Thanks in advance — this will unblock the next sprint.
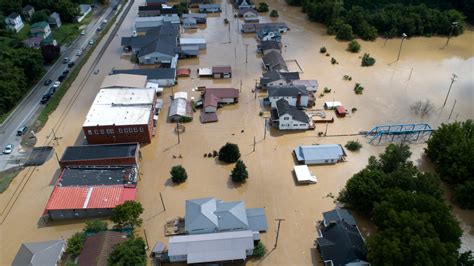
left=286, top=0, right=468, bottom=40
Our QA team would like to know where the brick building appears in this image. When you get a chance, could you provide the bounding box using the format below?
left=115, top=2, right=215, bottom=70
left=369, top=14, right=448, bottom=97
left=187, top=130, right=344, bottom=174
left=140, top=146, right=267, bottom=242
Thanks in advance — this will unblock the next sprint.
left=82, top=88, right=157, bottom=144
left=59, top=143, right=140, bottom=168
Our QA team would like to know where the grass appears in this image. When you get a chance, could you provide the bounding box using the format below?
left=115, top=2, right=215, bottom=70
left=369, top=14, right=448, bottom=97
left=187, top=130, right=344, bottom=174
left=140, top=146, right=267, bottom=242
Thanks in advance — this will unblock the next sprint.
left=53, top=23, right=80, bottom=46
left=79, top=13, right=93, bottom=26
left=0, top=167, right=23, bottom=193
left=16, top=24, right=31, bottom=40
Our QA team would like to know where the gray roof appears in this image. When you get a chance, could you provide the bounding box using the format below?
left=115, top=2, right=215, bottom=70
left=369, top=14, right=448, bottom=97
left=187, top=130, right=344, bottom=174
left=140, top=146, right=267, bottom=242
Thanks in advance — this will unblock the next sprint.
left=49, top=12, right=60, bottom=19
left=246, top=208, right=268, bottom=231
left=259, top=40, right=281, bottom=51
left=294, top=144, right=346, bottom=162
left=323, top=208, right=357, bottom=227
left=121, top=23, right=179, bottom=49
left=79, top=4, right=91, bottom=15
left=61, top=143, right=138, bottom=162
left=199, top=4, right=221, bottom=8
left=185, top=197, right=219, bottom=232
left=8, top=12, right=20, bottom=19
left=275, top=99, right=309, bottom=123
left=317, top=221, right=367, bottom=265
left=23, top=5, right=34, bottom=12
left=139, top=36, right=177, bottom=57
left=12, top=240, right=65, bottom=266
left=262, top=51, right=288, bottom=72
left=215, top=201, right=249, bottom=231
left=169, top=97, right=192, bottom=118
left=268, top=85, right=308, bottom=97
left=182, top=13, right=207, bottom=19
left=239, top=7, right=258, bottom=16
left=112, top=68, right=176, bottom=80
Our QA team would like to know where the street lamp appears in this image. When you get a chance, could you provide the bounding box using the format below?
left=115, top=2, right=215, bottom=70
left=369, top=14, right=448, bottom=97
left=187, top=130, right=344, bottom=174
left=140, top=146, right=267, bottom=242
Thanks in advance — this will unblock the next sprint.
left=396, top=33, right=407, bottom=61
left=443, top=73, right=457, bottom=107
left=445, top=22, right=459, bottom=47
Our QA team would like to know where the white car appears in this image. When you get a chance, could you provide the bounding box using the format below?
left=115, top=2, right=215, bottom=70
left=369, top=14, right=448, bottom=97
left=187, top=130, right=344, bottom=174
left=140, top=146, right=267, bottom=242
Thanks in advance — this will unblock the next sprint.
left=53, top=81, right=61, bottom=88
left=81, top=30, right=86, bottom=35
left=77, top=50, right=83, bottom=56
left=3, top=144, right=13, bottom=154
left=89, top=40, right=94, bottom=45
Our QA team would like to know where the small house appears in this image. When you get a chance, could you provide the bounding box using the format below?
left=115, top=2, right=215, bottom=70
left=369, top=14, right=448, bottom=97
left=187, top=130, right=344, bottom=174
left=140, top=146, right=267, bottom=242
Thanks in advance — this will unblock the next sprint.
left=189, top=0, right=210, bottom=8
left=169, top=92, right=193, bottom=122
left=12, top=240, right=65, bottom=266
left=198, top=67, right=213, bottom=77
left=235, top=0, right=255, bottom=9
left=257, top=40, right=281, bottom=55
left=335, top=105, right=347, bottom=117
left=180, top=38, right=206, bottom=50
left=5, top=13, right=24, bottom=33
left=239, top=7, right=258, bottom=18
left=202, top=88, right=239, bottom=113
left=177, top=68, right=191, bottom=77
left=78, top=231, right=128, bottom=266
left=199, top=4, right=222, bottom=13
left=293, top=165, right=317, bottom=184
left=267, top=85, right=310, bottom=108
left=262, top=51, right=288, bottom=72
left=212, top=66, right=232, bottom=79
left=293, top=144, right=346, bottom=165
left=322, top=208, right=357, bottom=227
left=323, top=101, right=342, bottom=110
left=30, top=22, right=52, bottom=39
left=21, top=5, right=35, bottom=21
left=48, top=12, right=62, bottom=28
left=259, top=71, right=299, bottom=88
left=182, top=13, right=207, bottom=24
left=182, top=17, right=197, bottom=29
left=271, top=99, right=310, bottom=130
left=77, top=4, right=92, bottom=22
left=22, top=36, right=43, bottom=49
left=291, top=80, right=318, bottom=92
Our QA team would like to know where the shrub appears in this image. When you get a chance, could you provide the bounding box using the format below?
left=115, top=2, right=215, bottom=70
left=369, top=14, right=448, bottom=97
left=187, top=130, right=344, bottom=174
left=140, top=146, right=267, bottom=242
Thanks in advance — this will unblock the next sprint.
left=259, top=111, right=263, bottom=116
left=111, top=201, right=144, bottom=229
left=410, top=100, right=435, bottom=116
left=170, top=165, right=188, bottom=184
left=66, top=232, right=86, bottom=257
left=257, top=2, right=269, bottom=12
left=343, top=75, right=352, bottom=81
left=352, top=107, right=358, bottom=112
left=179, top=116, right=192, bottom=123
left=354, top=83, right=364, bottom=94
left=331, top=57, right=338, bottom=64
left=231, top=160, right=249, bottom=183
left=218, top=143, right=241, bottom=163
left=361, top=53, right=375, bottom=66
left=336, top=23, right=354, bottom=40
left=269, top=10, right=279, bottom=17
left=345, top=140, right=362, bottom=151
left=84, top=220, right=108, bottom=234
left=323, top=87, right=331, bottom=93
left=347, top=40, right=361, bottom=53
left=108, top=237, right=146, bottom=266
left=320, top=47, right=327, bottom=53
left=253, top=242, right=267, bottom=259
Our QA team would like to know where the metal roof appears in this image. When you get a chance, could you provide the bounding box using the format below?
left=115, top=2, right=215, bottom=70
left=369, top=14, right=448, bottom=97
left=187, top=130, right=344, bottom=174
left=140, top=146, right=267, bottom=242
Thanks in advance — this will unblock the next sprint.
left=275, top=99, right=309, bottom=123
left=268, top=85, right=309, bottom=97
left=61, top=143, right=138, bottom=162
left=203, top=88, right=239, bottom=108
left=112, top=68, right=176, bottom=80
left=58, top=167, right=137, bottom=187
left=246, top=208, right=268, bottom=231
left=293, top=165, right=317, bottom=183
left=169, top=98, right=192, bottom=118
left=294, top=144, right=346, bottom=162
left=323, top=208, right=357, bottom=227
left=12, top=240, right=65, bottom=266
left=185, top=198, right=218, bottom=233
left=100, top=74, right=147, bottom=89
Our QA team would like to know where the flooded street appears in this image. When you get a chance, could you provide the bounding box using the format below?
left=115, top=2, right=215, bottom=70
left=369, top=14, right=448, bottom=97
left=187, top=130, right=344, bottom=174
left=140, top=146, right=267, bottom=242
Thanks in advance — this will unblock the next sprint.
left=1, top=0, right=473, bottom=264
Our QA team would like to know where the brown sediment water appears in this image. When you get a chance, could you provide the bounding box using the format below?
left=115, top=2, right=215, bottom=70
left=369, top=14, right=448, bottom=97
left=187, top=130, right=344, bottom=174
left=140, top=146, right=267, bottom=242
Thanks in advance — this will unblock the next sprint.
left=1, top=0, right=473, bottom=264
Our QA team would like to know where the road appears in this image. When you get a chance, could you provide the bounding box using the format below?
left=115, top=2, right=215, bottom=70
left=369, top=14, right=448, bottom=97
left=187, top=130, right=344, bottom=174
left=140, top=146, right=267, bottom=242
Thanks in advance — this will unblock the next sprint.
left=0, top=2, right=120, bottom=171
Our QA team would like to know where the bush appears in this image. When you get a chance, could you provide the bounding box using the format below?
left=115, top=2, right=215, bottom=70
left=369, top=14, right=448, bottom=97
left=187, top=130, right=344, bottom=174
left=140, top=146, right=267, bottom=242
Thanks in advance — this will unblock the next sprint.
left=320, top=47, right=327, bottom=53
left=345, top=140, right=362, bottom=151
left=331, top=57, right=338, bottom=64
left=343, top=75, right=352, bottom=81
left=347, top=40, right=361, bottom=53
left=66, top=232, right=86, bottom=257
left=218, top=143, right=241, bottom=163
left=253, top=242, right=266, bottom=259
left=410, top=99, right=435, bottom=116
left=336, top=23, right=354, bottom=41
left=323, top=87, right=331, bottom=93
left=361, top=53, right=375, bottom=66
left=179, top=116, right=192, bottom=123
left=170, top=165, right=188, bottom=184
left=231, top=160, right=249, bottom=183
left=84, top=220, right=108, bottom=234
left=257, top=2, right=269, bottom=12
left=354, top=83, right=364, bottom=94
left=108, top=237, right=146, bottom=266
left=269, top=10, right=279, bottom=17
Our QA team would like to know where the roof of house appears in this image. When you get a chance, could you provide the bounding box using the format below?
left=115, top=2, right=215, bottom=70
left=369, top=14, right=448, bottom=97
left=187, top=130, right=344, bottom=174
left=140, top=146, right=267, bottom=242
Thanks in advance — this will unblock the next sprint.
left=182, top=13, right=207, bottom=19
left=100, top=74, right=147, bottom=88
left=245, top=208, right=268, bottom=231
left=177, top=68, right=191, bottom=76
left=293, top=144, right=346, bottom=162
left=49, top=12, right=60, bottom=20
left=275, top=99, right=309, bottom=123
left=23, top=36, right=43, bottom=47
left=200, top=112, right=218, bottom=123
left=259, top=40, right=281, bottom=51
left=262, top=51, right=288, bottom=72
left=292, top=79, right=318, bottom=89
left=212, top=66, right=232, bottom=73
left=317, top=221, right=367, bottom=266
left=183, top=17, right=197, bottom=24
left=180, top=37, right=206, bottom=45
left=257, top=29, right=281, bottom=39
left=45, top=186, right=136, bottom=211
left=79, top=4, right=92, bottom=15
left=199, top=4, right=221, bottom=8
left=323, top=208, right=357, bottom=227
left=168, top=231, right=254, bottom=264
left=112, top=68, right=176, bottom=80
left=78, top=231, right=128, bottom=266
left=23, top=5, right=34, bottom=12
left=61, top=143, right=139, bottom=162
left=203, top=88, right=239, bottom=107
left=12, top=240, right=65, bottom=266
left=30, top=21, right=49, bottom=30
left=239, top=7, right=258, bottom=16
left=260, top=71, right=299, bottom=86
left=122, top=23, right=178, bottom=48
left=7, top=12, right=20, bottom=19
left=169, top=98, right=192, bottom=118
left=268, top=85, right=308, bottom=97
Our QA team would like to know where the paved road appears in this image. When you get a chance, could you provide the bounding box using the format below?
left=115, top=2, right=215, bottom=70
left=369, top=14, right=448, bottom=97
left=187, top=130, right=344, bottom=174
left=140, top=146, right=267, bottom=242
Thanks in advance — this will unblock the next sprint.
left=0, top=3, right=120, bottom=171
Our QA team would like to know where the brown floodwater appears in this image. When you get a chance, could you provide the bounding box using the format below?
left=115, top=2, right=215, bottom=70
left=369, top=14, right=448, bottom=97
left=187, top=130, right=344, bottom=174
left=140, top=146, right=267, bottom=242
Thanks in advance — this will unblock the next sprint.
left=1, top=0, right=473, bottom=264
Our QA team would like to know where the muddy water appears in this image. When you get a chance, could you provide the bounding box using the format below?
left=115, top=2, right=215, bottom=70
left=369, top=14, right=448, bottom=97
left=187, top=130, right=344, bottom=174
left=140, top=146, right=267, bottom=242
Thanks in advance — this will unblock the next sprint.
left=1, top=0, right=473, bottom=264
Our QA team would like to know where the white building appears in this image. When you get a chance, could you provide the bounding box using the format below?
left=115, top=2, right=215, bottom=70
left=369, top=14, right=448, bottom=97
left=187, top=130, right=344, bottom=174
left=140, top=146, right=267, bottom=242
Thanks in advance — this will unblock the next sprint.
left=271, top=99, right=310, bottom=130
left=293, top=144, right=347, bottom=165
left=5, top=13, right=24, bottom=33
left=77, top=4, right=91, bottom=22
left=180, top=38, right=206, bottom=50
left=294, top=165, right=317, bottom=184
left=267, top=85, right=310, bottom=108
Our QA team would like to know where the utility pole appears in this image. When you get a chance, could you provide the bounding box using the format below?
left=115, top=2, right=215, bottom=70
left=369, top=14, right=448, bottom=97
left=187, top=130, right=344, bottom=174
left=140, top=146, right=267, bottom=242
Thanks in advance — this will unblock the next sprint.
left=143, top=228, right=150, bottom=250
left=176, top=120, right=180, bottom=144
left=54, top=152, right=60, bottom=165
left=240, top=80, right=242, bottom=92
left=445, top=22, right=459, bottom=48
left=448, top=99, right=457, bottom=120
left=253, top=136, right=256, bottom=152
left=408, top=67, right=413, bottom=80
left=396, top=33, right=407, bottom=61
left=274, top=218, right=285, bottom=249
left=159, top=192, right=166, bottom=211
left=245, top=43, right=249, bottom=64
left=443, top=73, right=457, bottom=107
left=264, top=118, right=267, bottom=140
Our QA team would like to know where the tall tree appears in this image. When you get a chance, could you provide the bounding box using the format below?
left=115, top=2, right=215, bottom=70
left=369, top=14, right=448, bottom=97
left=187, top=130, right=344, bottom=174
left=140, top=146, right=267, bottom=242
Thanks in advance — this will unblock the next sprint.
left=111, top=201, right=144, bottom=229
left=54, top=0, right=80, bottom=23
left=108, top=237, right=146, bottom=266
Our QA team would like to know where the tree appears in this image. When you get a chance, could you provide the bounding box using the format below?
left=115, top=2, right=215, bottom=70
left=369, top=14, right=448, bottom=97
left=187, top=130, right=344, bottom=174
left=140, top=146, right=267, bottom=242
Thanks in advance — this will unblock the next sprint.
left=170, top=165, right=188, bottom=184
left=174, top=1, right=189, bottom=15
left=218, top=142, right=241, bottom=163
left=111, top=201, right=144, bottom=229
left=30, top=10, right=50, bottom=24
left=84, top=220, right=108, bottom=234
left=108, top=237, right=146, bottom=266
left=454, top=181, right=474, bottom=209
left=336, top=23, right=353, bottom=40
left=231, top=160, right=248, bottom=183
left=253, top=242, right=266, bottom=259
left=458, top=251, right=474, bottom=266
left=269, top=10, right=279, bottom=17
left=3, top=47, right=44, bottom=83
left=345, top=140, right=362, bottom=151
left=54, top=0, right=80, bottom=23
left=0, top=61, right=27, bottom=115
left=361, top=53, right=375, bottom=66
left=41, top=44, right=61, bottom=64
left=257, top=2, right=269, bottom=12
left=66, top=232, right=86, bottom=257
left=347, top=40, right=360, bottom=52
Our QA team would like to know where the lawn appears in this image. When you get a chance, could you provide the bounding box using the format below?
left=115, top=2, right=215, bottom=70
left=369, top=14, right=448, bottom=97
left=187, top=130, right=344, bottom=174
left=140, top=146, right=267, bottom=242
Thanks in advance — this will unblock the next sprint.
left=52, top=23, right=80, bottom=46
left=16, top=24, right=31, bottom=40
left=0, top=167, right=23, bottom=193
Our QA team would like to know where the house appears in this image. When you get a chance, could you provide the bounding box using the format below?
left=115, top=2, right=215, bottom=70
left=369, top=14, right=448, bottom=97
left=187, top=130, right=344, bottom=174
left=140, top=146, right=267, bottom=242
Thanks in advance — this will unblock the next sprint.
left=169, top=92, right=193, bottom=122
left=293, top=144, right=347, bottom=165
left=182, top=13, right=207, bottom=24
left=41, top=34, right=58, bottom=46
left=262, top=50, right=288, bottom=72
left=30, top=22, right=52, bottom=39
left=5, top=13, right=24, bottom=33
left=271, top=99, right=310, bottom=130
left=137, top=39, right=179, bottom=65
left=59, top=143, right=140, bottom=168
left=122, top=23, right=179, bottom=53
left=77, top=4, right=92, bottom=22
left=241, top=22, right=289, bottom=33
left=138, top=5, right=162, bottom=17
left=322, top=208, right=357, bottom=227
left=82, top=88, right=157, bottom=144
left=180, top=38, right=206, bottom=50
left=135, top=15, right=180, bottom=33
left=316, top=219, right=369, bottom=266
left=23, top=36, right=43, bottom=49
left=146, top=0, right=167, bottom=6
left=212, top=65, right=232, bottom=79
left=292, top=79, right=318, bottom=92
left=78, top=231, right=128, bottom=266
left=12, top=240, right=65, bottom=266
left=48, top=12, right=62, bottom=28
left=199, top=4, right=222, bottom=13
left=244, top=17, right=259, bottom=23
left=185, top=197, right=268, bottom=234
left=257, top=29, right=281, bottom=42
left=168, top=231, right=255, bottom=264
left=189, top=0, right=210, bottom=8
left=257, top=40, right=281, bottom=55
left=112, top=68, right=177, bottom=87
left=239, top=7, right=258, bottom=18
left=183, top=17, right=197, bottom=29
left=259, top=70, right=299, bottom=88
left=202, top=88, right=239, bottom=113
left=22, top=5, right=35, bottom=21
left=267, top=85, right=310, bottom=108
left=294, top=165, right=317, bottom=184
left=100, top=74, right=147, bottom=89
left=235, top=0, right=255, bottom=9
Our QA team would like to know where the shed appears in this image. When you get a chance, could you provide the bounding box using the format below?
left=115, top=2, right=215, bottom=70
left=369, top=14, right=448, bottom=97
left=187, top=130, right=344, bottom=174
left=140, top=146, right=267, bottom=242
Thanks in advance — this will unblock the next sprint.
left=293, top=144, right=346, bottom=165
left=48, top=12, right=62, bottom=28
left=177, top=68, right=191, bottom=77
left=323, top=101, right=342, bottom=110
left=293, top=165, right=317, bottom=184
left=335, top=105, right=347, bottom=117
left=212, top=66, right=232, bottom=79
left=198, top=67, right=213, bottom=77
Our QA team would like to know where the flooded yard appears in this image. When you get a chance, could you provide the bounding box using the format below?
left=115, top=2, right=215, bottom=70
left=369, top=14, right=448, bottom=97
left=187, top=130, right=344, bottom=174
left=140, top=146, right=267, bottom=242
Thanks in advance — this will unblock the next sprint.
left=1, top=0, right=473, bottom=264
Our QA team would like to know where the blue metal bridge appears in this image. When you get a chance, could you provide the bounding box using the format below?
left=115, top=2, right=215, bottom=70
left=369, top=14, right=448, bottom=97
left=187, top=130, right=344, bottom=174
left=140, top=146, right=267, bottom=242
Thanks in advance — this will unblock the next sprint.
left=366, top=123, right=433, bottom=144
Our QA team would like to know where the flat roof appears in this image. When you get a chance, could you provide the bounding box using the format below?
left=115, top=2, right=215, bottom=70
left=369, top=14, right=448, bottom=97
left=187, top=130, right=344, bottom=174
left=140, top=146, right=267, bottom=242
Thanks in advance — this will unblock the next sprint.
left=180, top=38, right=206, bottom=45
left=198, top=67, right=212, bottom=76
left=294, top=144, right=346, bottom=162
left=92, top=88, right=155, bottom=105
left=100, top=74, right=147, bottom=89
left=60, top=143, right=138, bottom=162
left=294, top=165, right=317, bottom=183
left=58, top=167, right=137, bottom=187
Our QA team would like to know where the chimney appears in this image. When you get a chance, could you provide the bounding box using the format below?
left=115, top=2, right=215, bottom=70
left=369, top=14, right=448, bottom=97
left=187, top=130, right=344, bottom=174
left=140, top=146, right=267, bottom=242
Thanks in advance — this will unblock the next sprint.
left=296, top=92, right=302, bottom=107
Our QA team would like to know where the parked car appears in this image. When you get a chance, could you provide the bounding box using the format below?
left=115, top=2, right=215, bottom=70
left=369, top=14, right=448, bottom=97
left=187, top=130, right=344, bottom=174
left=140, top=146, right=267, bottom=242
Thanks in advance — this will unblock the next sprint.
left=3, top=144, right=13, bottom=154
left=17, top=126, right=28, bottom=136
left=57, top=74, right=66, bottom=82
left=43, top=79, right=52, bottom=86
left=97, top=26, right=102, bottom=31
left=77, top=50, right=83, bottom=56
left=62, top=69, right=69, bottom=75
left=81, top=30, right=86, bottom=35
left=40, top=94, right=51, bottom=104
left=53, top=81, right=61, bottom=88
left=63, top=57, right=70, bottom=64
left=89, top=40, right=94, bottom=45
left=68, top=62, right=75, bottom=68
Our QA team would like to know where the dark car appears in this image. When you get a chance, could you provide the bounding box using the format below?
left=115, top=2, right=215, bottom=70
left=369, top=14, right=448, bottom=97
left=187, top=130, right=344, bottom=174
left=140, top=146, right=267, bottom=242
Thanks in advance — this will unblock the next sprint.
left=43, top=79, right=52, bottom=86
left=62, top=69, right=69, bottom=75
left=68, top=62, right=75, bottom=68
left=57, top=75, right=66, bottom=82
left=40, top=95, right=51, bottom=104
left=17, top=126, right=28, bottom=136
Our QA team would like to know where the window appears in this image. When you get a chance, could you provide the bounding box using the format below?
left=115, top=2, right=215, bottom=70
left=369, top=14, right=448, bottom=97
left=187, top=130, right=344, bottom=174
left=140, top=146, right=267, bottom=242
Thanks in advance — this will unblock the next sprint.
left=133, top=127, right=138, bottom=133
left=300, top=124, right=306, bottom=126
left=88, top=130, right=92, bottom=135
left=106, top=129, right=114, bottom=134
left=283, top=117, right=290, bottom=120
left=139, top=127, right=144, bottom=132
left=94, top=129, right=98, bottom=134
left=118, top=128, right=123, bottom=133
left=124, top=128, right=129, bottom=133
left=325, top=160, right=329, bottom=163
left=129, top=128, right=133, bottom=133
left=100, top=129, right=105, bottom=134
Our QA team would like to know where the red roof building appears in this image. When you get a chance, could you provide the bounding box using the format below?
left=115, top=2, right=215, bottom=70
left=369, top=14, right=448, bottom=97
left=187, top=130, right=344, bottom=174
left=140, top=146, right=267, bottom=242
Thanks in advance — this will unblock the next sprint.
left=335, top=105, right=347, bottom=117
left=177, top=68, right=191, bottom=77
